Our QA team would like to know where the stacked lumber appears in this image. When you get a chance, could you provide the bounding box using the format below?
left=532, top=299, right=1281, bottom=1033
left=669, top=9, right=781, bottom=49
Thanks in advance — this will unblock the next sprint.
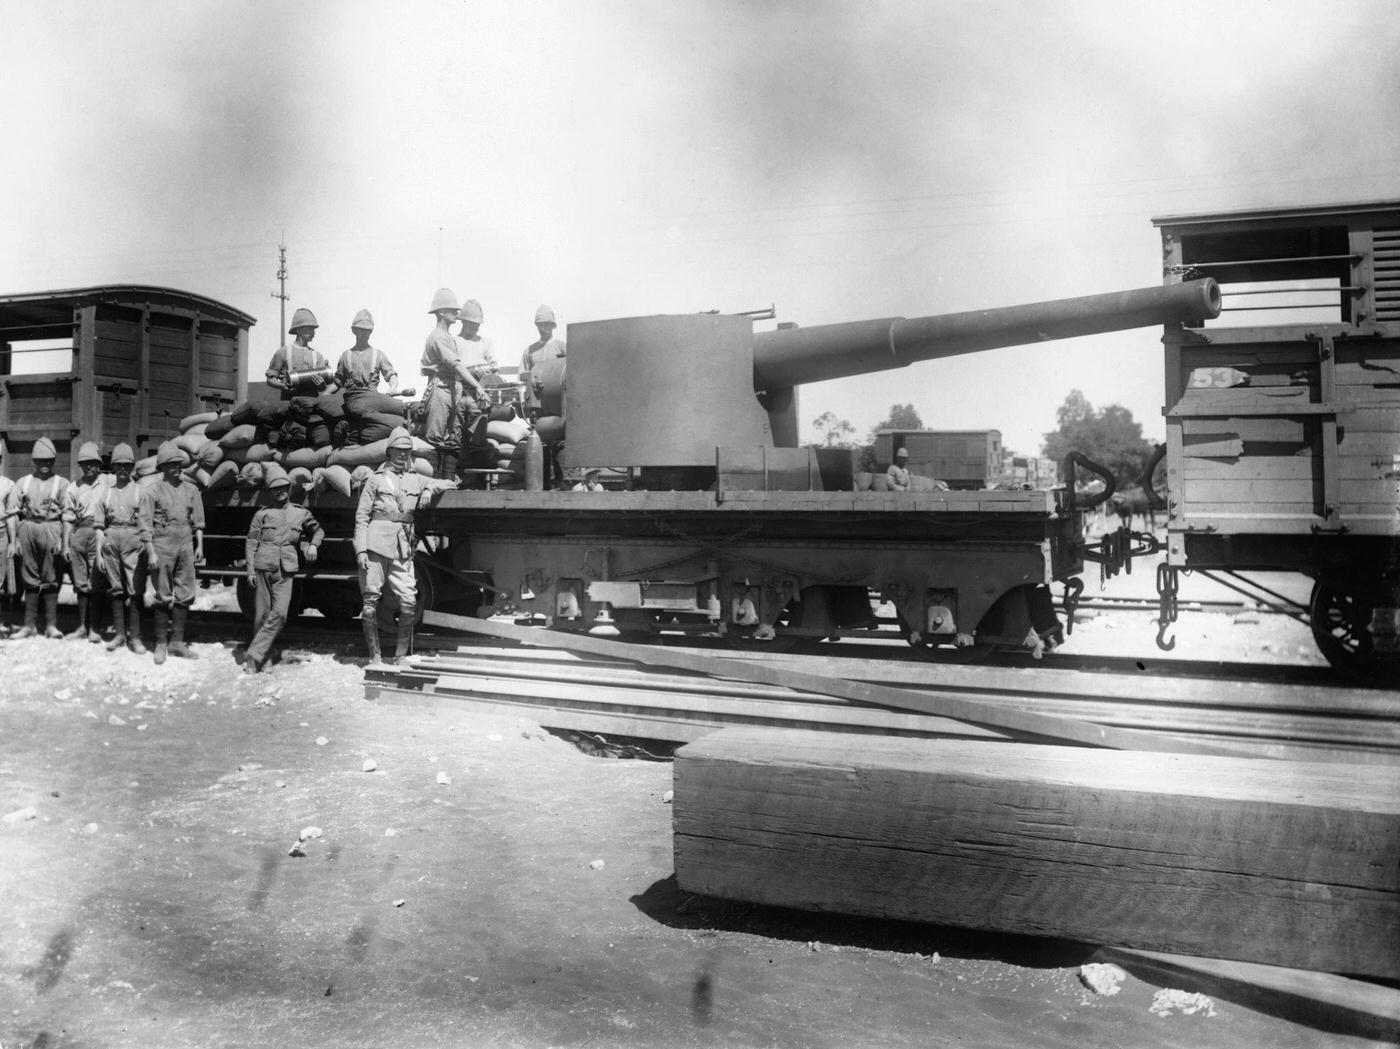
left=672, top=728, right=1400, bottom=978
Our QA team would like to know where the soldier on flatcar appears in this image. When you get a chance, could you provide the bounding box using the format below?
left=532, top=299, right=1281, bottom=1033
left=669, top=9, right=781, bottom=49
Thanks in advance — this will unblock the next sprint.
left=335, top=309, right=399, bottom=397
left=266, top=307, right=337, bottom=401
left=419, top=288, right=491, bottom=480
left=241, top=463, right=324, bottom=674
left=521, top=305, right=566, bottom=485
left=94, top=443, right=149, bottom=654
left=886, top=447, right=911, bottom=492
left=142, top=441, right=204, bottom=664
left=62, top=441, right=110, bottom=642
left=6, top=436, right=70, bottom=638
left=0, top=439, right=16, bottom=638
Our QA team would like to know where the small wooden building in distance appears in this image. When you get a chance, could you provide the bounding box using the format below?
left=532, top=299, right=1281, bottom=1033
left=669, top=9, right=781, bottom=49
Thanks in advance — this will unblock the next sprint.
left=0, top=285, right=254, bottom=477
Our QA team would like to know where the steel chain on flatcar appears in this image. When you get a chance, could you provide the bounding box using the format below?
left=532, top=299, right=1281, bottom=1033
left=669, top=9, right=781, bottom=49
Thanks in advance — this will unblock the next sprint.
left=1061, top=577, right=1084, bottom=635
left=1155, top=562, right=1179, bottom=651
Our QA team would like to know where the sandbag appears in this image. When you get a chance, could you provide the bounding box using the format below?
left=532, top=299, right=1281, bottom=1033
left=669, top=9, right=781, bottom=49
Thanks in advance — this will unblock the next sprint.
left=282, top=445, right=331, bottom=469
left=314, top=392, right=346, bottom=421
left=178, top=411, right=219, bottom=433
left=317, top=464, right=353, bottom=498
left=412, top=457, right=435, bottom=477
left=351, top=416, right=395, bottom=445
left=137, top=472, right=163, bottom=489
left=852, top=471, right=873, bottom=492
left=495, top=459, right=515, bottom=471
left=218, top=424, right=260, bottom=450
left=134, top=455, right=158, bottom=478
left=487, top=418, right=530, bottom=445
left=287, top=396, right=320, bottom=422
left=237, top=462, right=265, bottom=489
left=287, top=466, right=314, bottom=489
left=174, top=433, right=206, bottom=458
left=343, top=389, right=407, bottom=419
left=193, top=468, right=214, bottom=488
left=308, top=421, right=333, bottom=448
left=350, top=465, right=374, bottom=488
left=534, top=415, right=565, bottom=444
left=182, top=423, right=208, bottom=441
left=278, top=420, right=308, bottom=449
left=195, top=440, right=224, bottom=470
left=868, top=473, right=891, bottom=492
left=493, top=442, right=516, bottom=459
left=241, top=443, right=277, bottom=464
left=328, top=440, right=388, bottom=468
left=218, top=445, right=248, bottom=466
left=205, top=460, right=239, bottom=491
left=204, top=414, right=234, bottom=441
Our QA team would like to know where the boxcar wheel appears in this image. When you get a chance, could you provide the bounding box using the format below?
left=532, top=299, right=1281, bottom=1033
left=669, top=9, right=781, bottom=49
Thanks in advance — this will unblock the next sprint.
left=1309, top=582, right=1382, bottom=678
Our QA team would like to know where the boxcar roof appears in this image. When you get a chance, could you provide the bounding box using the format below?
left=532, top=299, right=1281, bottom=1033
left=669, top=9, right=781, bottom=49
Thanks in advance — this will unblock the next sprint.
left=1152, top=199, right=1400, bottom=229
left=0, top=284, right=256, bottom=333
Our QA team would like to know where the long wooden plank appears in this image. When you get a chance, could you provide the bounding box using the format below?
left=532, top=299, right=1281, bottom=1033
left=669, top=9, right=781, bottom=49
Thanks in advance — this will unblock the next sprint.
left=1095, top=947, right=1400, bottom=1041
left=423, top=612, right=1263, bottom=756
left=672, top=728, right=1400, bottom=978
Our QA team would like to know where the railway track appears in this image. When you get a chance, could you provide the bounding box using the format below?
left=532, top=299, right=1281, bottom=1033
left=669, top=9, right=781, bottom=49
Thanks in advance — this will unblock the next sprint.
left=360, top=627, right=1400, bottom=766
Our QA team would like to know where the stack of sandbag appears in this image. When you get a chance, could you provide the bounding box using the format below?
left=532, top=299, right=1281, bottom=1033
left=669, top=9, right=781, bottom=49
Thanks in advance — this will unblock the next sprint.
left=852, top=471, right=951, bottom=493
left=342, top=389, right=407, bottom=446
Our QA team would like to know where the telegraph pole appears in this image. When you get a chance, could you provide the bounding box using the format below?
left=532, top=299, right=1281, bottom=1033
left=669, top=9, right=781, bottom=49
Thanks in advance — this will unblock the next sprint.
left=271, top=240, right=289, bottom=338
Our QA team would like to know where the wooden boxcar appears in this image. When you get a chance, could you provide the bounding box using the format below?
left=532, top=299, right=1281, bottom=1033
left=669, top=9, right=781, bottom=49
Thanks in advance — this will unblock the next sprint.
left=875, top=429, right=1003, bottom=490
left=1154, top=200, right=1400, bottom=674
left=0, top=285, right=253, bottom=477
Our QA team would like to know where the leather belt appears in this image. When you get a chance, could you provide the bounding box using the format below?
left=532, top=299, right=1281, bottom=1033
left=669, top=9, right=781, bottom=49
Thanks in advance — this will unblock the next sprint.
left=371, top=511, right=415, bottom=523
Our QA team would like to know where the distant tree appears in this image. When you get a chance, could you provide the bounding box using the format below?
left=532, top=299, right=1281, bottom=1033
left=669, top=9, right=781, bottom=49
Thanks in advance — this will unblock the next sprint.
left=812, top=410, right=856, bottom=447
left=859, top=403, right=926, bottom=471
left=1042, top=389, right=1152, bottom=488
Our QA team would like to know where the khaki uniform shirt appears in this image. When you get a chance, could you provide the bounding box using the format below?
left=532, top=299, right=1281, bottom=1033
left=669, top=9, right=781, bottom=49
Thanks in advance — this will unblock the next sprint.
left=246, top=504, right=324, bottom=574
left=335, top=346, right=398, bottom=393
left=353, top=465, right=450, bottom=559
left=142, top=479, right=205, bottom=537
left=97, top=482, right=152, bottom=542
left=64, top=476, right=112, bottom=527
left=8, top=475, right=69, bottom=522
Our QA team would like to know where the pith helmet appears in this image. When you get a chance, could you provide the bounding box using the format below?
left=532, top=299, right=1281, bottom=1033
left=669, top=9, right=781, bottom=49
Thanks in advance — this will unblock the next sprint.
left=895, top=447, right=909, bottom=458
left=110, top=443, right=136, bottom=466
left=77, top=441, right=102, bottom=464
left=156, top=440, right=185, bottom=467
left=288, top=307, right=319, bottom=332
left=459, top=299, right=484, bottom=324
left=386, top=426, right=414, bottom=451
left=263, top=463, right=290, bottom=488
left=351, top=308, right=375, bottom=331
left=428, top=288, right=460, bottom=314
left=534, top=304, right=556, bottom=326
left=31, top=436, right=57, bottom=461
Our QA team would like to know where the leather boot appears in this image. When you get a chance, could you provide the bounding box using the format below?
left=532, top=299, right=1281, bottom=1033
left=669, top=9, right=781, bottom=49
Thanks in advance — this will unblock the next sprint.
left=168, top=604, right=198, bottom=659
left=391, top=603, right=416, bottom=665
left=42, top=591, right=62, bottom=639
left=126, top=601, right=147, bottom=654
left=361, top=609, right=382, bottom=664
left=152, top=606, right=169, bottom=665
left=88, top=592, right=106, bottom=642
left=14, top=591, right=39, bottom=639
left=105, top=597, right=127, bottom=651
left=65, top=593, right=90, bottom=640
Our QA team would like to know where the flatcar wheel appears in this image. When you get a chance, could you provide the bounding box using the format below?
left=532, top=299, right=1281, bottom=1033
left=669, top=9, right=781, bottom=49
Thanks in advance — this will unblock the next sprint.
left=1309, top=582, right=1380, bottom=677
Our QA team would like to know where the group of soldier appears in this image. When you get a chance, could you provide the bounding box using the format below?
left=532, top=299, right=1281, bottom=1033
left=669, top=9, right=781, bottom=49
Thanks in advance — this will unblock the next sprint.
left=0, top=288, right=568, bottom=674
left=0, top=436, right=204, bottom=663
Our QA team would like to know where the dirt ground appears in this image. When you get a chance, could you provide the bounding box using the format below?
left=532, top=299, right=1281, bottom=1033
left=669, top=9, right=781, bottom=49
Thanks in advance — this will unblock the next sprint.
left=0, top=566, right=1391, bottom=1049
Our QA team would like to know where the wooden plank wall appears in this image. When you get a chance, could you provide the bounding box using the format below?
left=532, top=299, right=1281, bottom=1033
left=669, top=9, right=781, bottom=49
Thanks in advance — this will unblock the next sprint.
left=673, top=728, right=1400, bottom=978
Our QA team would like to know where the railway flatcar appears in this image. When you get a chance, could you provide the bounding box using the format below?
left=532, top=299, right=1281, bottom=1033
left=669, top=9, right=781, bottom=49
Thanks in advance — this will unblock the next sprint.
left=1153, top=200, right=1400, bottom=676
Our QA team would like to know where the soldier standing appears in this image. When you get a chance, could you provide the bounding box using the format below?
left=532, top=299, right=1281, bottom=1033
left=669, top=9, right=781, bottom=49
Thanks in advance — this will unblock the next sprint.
left=420, top=288, right=490, bottom=480
left=521, top=305, right=566, bottom=486
left=353, top=427, right=454, bottom=664
left=0, top=440, right=15, bottom=638
left=94, top=443, right=149, bottom=653
left=242, top=463, right=324, bottom=674
left=63, top=441, right=109, bottom=641
left=6, top=436, right=70, bottom=638
left=266, top=307, right=335, bottom=400
left=142, top=441, right=204, bottom=664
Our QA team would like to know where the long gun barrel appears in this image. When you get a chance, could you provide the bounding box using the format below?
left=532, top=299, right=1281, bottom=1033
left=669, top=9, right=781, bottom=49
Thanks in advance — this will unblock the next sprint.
left=751, top=278, right=1220, bottom=390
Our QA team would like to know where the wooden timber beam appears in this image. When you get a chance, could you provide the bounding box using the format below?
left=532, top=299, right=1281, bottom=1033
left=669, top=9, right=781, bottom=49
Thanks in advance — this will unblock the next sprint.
left=423, top=611, right=1266, bottom=757
left=671, top=727, right=1400, bottom=978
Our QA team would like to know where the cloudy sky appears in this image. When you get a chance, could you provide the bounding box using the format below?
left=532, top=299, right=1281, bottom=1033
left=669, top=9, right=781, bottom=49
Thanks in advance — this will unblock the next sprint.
left=3, top=0, right=1397, bottom=457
